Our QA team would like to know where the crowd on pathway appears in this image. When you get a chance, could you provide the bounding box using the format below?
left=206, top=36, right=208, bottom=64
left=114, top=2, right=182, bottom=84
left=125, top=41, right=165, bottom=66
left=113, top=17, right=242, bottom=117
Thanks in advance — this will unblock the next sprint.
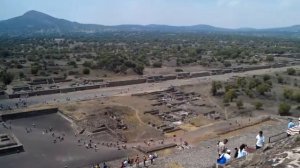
left=216, top=130, right=265, bottom=167
left=216, top=118, right=300, bottom=167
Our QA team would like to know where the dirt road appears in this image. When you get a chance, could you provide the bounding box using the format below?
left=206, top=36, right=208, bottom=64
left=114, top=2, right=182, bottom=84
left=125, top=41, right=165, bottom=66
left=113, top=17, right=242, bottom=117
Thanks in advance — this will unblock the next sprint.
left=0, top=66, right=298, bottom=110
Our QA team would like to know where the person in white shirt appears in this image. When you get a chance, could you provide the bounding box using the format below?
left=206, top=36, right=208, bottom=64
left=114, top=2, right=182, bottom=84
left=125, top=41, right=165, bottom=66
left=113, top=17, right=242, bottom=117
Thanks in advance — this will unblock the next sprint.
left=217, top=139, right=228, bottom=156
left=237, top=144, right=248, bottom=158
left=256, top=131, right=265, bottom=149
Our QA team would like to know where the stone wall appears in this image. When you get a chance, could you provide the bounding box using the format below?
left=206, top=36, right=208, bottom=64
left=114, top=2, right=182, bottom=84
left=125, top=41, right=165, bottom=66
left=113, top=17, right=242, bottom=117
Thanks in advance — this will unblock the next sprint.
left=1, top=108, right=58, bottom=120
left=243, top=65, right=272, bottom=71
left=163, top=74, right=177, bottom=80
left=190, top=71, right=211, bottom=78
left=107, top=78, right=147, bottom=87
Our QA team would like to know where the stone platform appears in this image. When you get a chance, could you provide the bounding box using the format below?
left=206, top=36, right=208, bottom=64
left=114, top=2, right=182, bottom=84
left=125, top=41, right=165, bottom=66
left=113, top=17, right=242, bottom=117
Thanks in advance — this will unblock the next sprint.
left=0, top=133, right=23, bottom=154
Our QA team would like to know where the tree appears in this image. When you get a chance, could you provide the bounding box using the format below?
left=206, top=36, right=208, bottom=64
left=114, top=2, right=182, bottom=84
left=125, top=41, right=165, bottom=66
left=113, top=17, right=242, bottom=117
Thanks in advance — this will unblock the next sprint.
left=0, top=71, right=14, bottom=85
left=68, top=61, right=78, bottom=68
left=254, top=102, right=263, bottom=110
left=83, top=61, right=92, bottom=68
left=256, top=83, right=271, bottom=95
left=224, top=89, right=237, bottom=102
left=19, top=72, right=25, bottom=79
left=263, top=74, right=271, bottom=81
left=31, top=66, right=39, bottom=75
left=152, top=62, right=162, bottom=68
left=283, top=89, right=293, bottom=99
left=292, top=92, right=300, bottom=103
left=277, top=76, right=283, bottom=84
left=133, top=64, right=144, bottom=75
left=287, top=68, right=296, bottom=75
left=223, top=61, right=232, bottom=67
left=236, top=100, right=244, bottom=109
left=82, top=68, right=90, bottom=75
left=266, top=55, right=274, bottom=62
left=278, top=103, right=291, bottom=116
left=211, top=81, right=222, bottom=96
left=237, top=77, right=247, bottom=88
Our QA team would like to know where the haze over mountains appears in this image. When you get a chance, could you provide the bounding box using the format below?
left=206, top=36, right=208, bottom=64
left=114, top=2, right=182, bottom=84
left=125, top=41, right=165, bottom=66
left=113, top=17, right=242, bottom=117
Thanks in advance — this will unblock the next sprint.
left=0, top=10, right=300, bottom=37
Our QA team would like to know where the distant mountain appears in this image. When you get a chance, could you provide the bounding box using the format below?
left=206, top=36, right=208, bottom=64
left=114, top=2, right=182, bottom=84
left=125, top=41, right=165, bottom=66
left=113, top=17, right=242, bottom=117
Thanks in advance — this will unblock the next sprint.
left=0, top=10, right=105, bottom=36
left=0, top=10, right=300, bottom=37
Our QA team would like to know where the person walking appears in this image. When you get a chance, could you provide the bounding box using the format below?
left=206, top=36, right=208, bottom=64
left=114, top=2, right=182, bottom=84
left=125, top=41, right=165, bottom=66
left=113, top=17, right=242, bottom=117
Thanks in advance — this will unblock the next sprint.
left=143, top=155, right=147, bottom=167
left=149, top=154, right=154, bottom=164
left=256, top=131, right=265, bottom=150
left=135, top=155, right=140, bottom=168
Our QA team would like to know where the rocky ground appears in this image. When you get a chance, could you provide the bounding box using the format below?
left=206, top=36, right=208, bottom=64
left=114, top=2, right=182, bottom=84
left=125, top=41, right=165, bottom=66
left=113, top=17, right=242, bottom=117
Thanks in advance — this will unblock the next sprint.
left=228, top=135, right=300, bottom=168
left=148, top=117, right=288, bottom=168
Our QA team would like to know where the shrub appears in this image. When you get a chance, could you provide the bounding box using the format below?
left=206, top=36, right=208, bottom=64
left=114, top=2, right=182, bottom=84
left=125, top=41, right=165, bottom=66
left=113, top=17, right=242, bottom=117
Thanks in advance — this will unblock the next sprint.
left=175, top=68, right=183, bottom=72
left=31, top=67, right=39, bottom=75
left=83, top=61, right=92, bottom=68
left=152, top=62, right=162, bottom=68
left=211, top=81, right=222, bottom=96
left=223, top=61, right=232, bottom=67
left=278, top=103, right=291, bottom=116
left=263, top=74, right=271, bottom=81
left=266, top=55, right=274, bottom=62
left=82, top=68, right=90, bottom=75
left=254, top=102, right=263, bottom=110
left=287, top=68, right=296, bottom=75
left=133, top=64, right=144, bottom=75
left=283, top=89, right=293, bottom=99
left=236, top=100, right=244, bottom=109
left=0, top=71, right=14, bottom=85
left=277, top=76, right=283, bottom=84
left=292, top=92, right=300, bottom=103
left=19, top=72, right=25, bottom=79
left=256, top=83, right=271, bottom=95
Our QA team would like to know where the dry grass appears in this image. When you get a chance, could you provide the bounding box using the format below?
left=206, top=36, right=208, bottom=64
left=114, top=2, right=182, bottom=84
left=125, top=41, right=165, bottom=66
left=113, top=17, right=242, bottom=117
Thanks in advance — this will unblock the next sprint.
left=188, top=115, right=215, bottom=127
left=179, top=123, right=199, bottom=131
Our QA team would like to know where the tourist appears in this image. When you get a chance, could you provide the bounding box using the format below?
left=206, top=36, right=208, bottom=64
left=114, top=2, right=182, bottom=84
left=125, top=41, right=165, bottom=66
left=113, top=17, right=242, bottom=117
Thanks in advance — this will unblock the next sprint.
left=217, top=139, right=228, bottom=156
left=123, top=159, right=128, bottom=167
left=288, top=119, right=295, bottom=129
left=121, top=161, right=125, bottom=168
left=234, top=148, right=238, bottom=158
left=237, top=144, right=248, bottom=158
left=256, top=131, right=265, bottom=149
left=216, top=149, right=231, bottom=167
left=143, top=155, right=147, bottom=167
left=149, top=154, right=154, bottom=164
left=102, top=162, right=108, bottom=168
left=135, top=155, right=140, bottom=167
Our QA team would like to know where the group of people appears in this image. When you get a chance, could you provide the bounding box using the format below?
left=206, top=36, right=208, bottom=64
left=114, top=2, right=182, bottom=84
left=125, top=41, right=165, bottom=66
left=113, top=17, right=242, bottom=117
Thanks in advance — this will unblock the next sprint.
left=120, top=153, right=158, bottom=168
left=287, top=118, right=300, bottom=136
left=216, top=130, right=265, bottom=167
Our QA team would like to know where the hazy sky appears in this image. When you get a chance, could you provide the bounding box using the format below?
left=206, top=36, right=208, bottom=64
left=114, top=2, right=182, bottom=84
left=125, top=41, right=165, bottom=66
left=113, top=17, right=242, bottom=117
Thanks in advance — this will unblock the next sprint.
left=1, top=0, right=300, bottom=28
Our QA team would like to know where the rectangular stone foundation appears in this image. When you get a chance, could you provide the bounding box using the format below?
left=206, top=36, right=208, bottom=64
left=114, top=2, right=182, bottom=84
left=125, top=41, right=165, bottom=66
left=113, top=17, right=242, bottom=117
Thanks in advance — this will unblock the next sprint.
left=0, top=134, right=23, bottom=154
